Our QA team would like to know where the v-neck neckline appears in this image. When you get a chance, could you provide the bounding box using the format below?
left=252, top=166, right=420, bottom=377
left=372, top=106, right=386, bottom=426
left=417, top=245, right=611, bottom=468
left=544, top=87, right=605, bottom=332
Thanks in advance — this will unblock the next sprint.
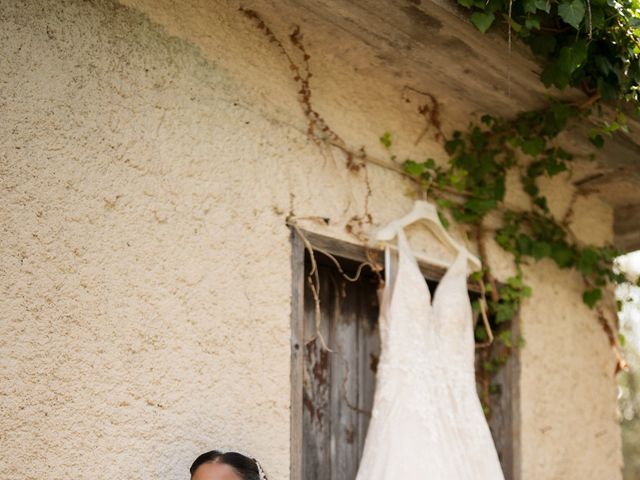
left=389, top=228, right=466, bottom=310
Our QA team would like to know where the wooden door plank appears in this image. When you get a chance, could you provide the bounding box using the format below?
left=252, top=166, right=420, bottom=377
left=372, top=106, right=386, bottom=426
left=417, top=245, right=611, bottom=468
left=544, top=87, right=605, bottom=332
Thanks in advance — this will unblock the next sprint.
left=330, top=273, right=360, bottom=480
left=290, top=230, right=305, bottom=480
left=356, top=278, right=380, bottom=459
left=303, top=265, right=334, bottom=480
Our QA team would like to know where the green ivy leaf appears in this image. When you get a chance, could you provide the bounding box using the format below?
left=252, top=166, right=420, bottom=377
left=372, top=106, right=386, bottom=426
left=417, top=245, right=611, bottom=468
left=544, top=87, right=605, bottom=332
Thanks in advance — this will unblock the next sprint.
left=445, top=138, right=464, bottom=155
left=555, top=147, right=573, bottom=161
left=582, top=288, right=602, bottom=308
left=534, top=196, right=549, bottom=211
left=436, top=198, right=455, bottom=209
left=546, top=103, right=578, bottom=136
left=464, top=198, right=497, bottom=215
left=483, top=360, right=498, bottom=373
left=516, top=234, right=533, bottom=256
left=499, top=330, right=514, bottom=347
left=541, top=40, right=588, bottom=88
left=525, top=17, right=542, bottom=30
left=380, top=131, right=392, bottom=148
left=404, top=160, right=423, bottom=176
left=494, top=303, right=515, bottom=323
left=495, top=228, right=515, bottom=252
left=522, top=176, right=539, bottom=196
left=523, top=0, right=538, bottom=13
left=558, top=0, right=586, bottom=29
left=449, top=167, right=468, bottom=190
left=619, top=333, right=626, bottom=347
left=470, top=270, right=484, bottom=282
left=470, top=11, right=496, bottom=33
left=544, top=159, right=568, bottom=176
left=590, top=5, right=605, bottom=28
left=577, top=248, right=599, bottom=274
left=451, top=208, right=481, bottom=223
left=562, top=40, right=589, bottom=70
left=610, top=271, right=627, bottom=284
left=480, top=114, right=496, bottom=126
left=507, top=275, right=523, bottom=289
left=550, top=244, right=575, bottom=268
left=532, top=241, right=551, bottom=260
left=541, top=64, right=566, bottom=89
left=521, top=137, right=546, bottom=155
left=471, top=127, right=489, bottom=150
left=534, top=0, right=551, bottom=12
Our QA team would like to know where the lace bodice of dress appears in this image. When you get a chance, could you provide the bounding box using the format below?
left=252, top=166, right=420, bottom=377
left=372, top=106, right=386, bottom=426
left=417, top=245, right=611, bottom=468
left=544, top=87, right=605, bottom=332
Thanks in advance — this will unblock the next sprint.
left=380, top=229, right=474, bottom=382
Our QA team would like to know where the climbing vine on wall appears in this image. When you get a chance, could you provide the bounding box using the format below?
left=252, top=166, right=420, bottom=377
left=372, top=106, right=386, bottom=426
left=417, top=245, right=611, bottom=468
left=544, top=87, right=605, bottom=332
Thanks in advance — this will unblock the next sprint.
left=240, top=2, right=638, bottom=411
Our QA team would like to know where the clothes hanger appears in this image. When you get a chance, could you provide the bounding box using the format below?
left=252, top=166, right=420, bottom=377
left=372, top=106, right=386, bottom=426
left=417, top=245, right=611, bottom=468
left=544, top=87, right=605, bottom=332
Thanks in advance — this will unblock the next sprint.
left=375, top=198, right=482, bottom=272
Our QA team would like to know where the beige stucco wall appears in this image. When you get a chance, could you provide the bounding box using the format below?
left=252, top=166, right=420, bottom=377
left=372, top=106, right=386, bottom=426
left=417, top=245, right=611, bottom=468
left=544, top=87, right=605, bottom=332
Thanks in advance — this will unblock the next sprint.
left=0, top=0, right=621, bottom=479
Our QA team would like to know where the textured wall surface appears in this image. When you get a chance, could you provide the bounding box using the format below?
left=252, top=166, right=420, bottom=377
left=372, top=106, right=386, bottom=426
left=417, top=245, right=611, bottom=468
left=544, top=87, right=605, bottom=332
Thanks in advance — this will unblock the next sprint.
left=0, top=0, right=622, bottom=479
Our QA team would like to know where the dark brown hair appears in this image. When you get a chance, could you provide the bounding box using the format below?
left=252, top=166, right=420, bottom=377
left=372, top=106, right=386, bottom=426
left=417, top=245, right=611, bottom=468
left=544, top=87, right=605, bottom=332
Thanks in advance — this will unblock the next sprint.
left=190, top=450, right=264, bottom=480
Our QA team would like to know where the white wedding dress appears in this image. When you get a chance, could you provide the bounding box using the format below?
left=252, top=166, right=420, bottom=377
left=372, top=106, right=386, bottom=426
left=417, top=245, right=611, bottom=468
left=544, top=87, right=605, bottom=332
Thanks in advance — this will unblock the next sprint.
left=355, top=229, right=505, bottom=479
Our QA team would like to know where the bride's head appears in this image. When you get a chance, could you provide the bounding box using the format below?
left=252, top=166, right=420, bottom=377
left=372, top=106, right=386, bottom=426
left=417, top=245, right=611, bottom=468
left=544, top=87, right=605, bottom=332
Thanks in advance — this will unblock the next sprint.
left=190, top=450, right=266, bottom=480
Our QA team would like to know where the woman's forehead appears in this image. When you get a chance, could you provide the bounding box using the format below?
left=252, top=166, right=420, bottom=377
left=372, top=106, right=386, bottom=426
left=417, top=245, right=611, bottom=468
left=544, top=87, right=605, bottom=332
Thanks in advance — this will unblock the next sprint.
left=192, top=462, right=242, bottom=480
